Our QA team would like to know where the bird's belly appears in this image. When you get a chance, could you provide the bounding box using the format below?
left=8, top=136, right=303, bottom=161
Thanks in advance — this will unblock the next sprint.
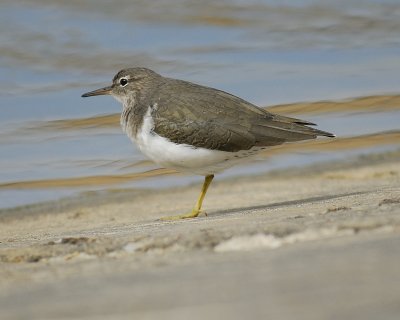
left=135, top=130, right=240, bottom=175
left=125, top=107, right=264, bottom=175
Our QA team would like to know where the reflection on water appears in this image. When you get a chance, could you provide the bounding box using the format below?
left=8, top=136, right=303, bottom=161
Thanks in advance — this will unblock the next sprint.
left=0, top=0, right=400, bottom=209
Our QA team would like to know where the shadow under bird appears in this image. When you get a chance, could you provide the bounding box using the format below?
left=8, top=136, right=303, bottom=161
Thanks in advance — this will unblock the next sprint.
left=82, top=68, right=334, bottom=220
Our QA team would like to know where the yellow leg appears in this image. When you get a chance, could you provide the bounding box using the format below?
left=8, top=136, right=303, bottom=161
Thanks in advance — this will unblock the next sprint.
left=160, top=174, right=214, bottom=221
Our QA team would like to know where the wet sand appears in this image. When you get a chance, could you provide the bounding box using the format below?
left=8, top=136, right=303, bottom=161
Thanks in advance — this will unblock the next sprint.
left=0, top=150, right=399, bottom=319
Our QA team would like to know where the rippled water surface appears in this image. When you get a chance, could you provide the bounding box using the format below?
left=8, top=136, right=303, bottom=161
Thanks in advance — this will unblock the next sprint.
left=1, top=0, right=400, bottom=208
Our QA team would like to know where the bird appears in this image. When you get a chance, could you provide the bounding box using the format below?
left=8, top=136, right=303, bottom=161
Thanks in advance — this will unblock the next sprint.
left=82, top=67, right=334, bottom=220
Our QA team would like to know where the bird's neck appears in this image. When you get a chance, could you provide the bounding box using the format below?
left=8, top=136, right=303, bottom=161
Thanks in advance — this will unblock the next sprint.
left=120, top=94, right=146, bottom=140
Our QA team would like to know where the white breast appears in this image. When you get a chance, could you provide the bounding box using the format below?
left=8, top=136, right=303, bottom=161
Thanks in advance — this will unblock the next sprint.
left=126, top=107, right=263, bottom=176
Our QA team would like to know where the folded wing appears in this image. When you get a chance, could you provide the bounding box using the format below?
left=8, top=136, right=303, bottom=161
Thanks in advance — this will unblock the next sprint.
left=149, top=79, right=334, bottom=152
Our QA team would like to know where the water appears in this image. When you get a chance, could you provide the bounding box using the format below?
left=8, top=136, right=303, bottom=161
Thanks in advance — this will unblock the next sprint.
left=1, top=0, right=400, bottom=209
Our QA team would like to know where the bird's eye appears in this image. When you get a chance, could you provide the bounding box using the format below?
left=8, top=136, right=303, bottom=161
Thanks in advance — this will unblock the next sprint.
left=119, top=78, right=128, bottom=87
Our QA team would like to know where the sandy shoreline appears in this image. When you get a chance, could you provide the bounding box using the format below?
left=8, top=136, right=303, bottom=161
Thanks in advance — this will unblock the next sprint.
left=0, top=151, right=399, bottom=319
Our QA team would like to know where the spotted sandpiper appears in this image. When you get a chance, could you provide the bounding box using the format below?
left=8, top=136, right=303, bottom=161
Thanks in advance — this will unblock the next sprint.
left=82, top=68, right=334, bottom=220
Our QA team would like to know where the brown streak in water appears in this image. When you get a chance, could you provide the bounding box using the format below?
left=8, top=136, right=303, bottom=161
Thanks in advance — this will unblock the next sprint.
left=266, top=94, right=400, bottom=115
left=263, top=130, right=400, bottom=157
left=0, top=168, right=177, bottom=190
left=45, top=114, right=120, bottom=130
left=186, top=15, right=248, bottom=27
left=0, top=131, right=398, bottom=190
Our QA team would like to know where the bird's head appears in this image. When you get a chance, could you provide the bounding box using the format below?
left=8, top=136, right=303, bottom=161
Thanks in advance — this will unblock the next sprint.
left=81, top=67, right=162, bottom=104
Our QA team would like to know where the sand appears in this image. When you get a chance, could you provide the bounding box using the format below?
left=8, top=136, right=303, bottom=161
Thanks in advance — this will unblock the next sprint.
left=0, top=151, right=399, bottom=320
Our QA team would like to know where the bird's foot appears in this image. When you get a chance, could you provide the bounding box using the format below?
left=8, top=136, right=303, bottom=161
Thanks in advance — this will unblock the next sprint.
left=159, top=209, right=207, bottom=221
